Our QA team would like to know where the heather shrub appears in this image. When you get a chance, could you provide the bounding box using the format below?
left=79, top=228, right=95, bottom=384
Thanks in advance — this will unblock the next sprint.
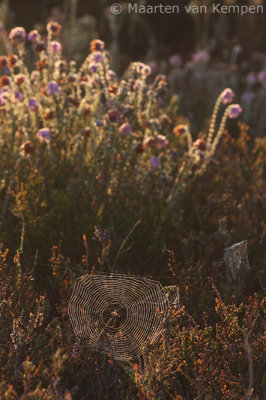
left=0, top=21, right=265, bottom=400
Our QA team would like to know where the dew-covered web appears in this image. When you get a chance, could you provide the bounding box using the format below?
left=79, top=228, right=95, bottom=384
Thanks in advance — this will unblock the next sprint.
left=68, top=274, right=169, bottom=361
left=224, top=240, right=251, bottom=282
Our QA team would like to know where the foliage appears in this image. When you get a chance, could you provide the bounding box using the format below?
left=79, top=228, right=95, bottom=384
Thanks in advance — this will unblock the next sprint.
left=0, top=22, right=265, bottom=399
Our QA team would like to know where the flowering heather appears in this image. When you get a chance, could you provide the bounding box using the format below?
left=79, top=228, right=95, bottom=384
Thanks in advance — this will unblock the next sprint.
left=0, top=23, right=264, bottom=400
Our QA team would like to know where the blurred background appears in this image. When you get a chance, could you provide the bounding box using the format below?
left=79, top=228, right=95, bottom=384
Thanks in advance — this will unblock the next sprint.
left=1, top=0, right=265, bottom=134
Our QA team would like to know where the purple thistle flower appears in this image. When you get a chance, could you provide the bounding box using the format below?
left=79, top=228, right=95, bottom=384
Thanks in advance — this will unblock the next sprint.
left=257, top=70, right=266, bottom=84
left=221, top=88, right=234, bottom=105
left=92, top=52, right=104, bottom=63
left=49, top=41, right=62, bottom=53
left=119, top=123, right=132, bottom=137
left=13, top=90, right=23, bottom=102
left=28, top=97, right=39, bottom=112
left=9, top=27, right=26, bottom=44
left=89, top=62, right=98, bottom=73
left=169, top=54, right=182, bottom=68
left=246, top=72, right=257, bottom=85
left=27, top=30, right=39, bottom=42
left=241, top=92, right=255, bottom=102
left=150, top=156, right=160, bottom=169
left=36, top=128, right=51, bottom=142
left=46, top=81, right=61, bottom=96
left=192, top=50, right=210, bottom=64
left=228, top=105, right=243, bottom=119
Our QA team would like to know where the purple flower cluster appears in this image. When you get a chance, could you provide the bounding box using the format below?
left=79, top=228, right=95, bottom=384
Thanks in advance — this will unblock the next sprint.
left=169, top=54, right=182, bottom=68
left=192, top=50, right=210, bottom=65
left=228, top=105, right=242, bottom=119
left=49, top=41, right=62, bottom=53
left=257, top=70, right=266, bottom=83
left=150, top=156, right=160, bottom=169
left=221, top=89, right=234, bottom=105
left=119, top=123, right=132, bottom=137
left=36, top=128, right=51, bottom=142
left=46, top=81, right=61, bottom=96
left=27, top=30, right=39, bottom=43
left=28, top=97, right=39, bottom=112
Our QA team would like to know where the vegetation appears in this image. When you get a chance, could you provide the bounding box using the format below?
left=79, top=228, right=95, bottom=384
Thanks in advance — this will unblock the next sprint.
left=0, top=16, right=265, bottom=400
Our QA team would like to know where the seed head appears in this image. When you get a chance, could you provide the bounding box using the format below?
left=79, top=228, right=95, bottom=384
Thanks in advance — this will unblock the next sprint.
left=173, top=124, right=187, bottom=136
left=90, top=39, right=105, bottom=52
left=193, top=139, right=207, bottom=151
left=20, top=141, right=34, bottom=155
left=0, top=56, right=8, bottom=69
left=9, top=27, right=26, bottom=45
left=47, top=21, right=62, bottom=35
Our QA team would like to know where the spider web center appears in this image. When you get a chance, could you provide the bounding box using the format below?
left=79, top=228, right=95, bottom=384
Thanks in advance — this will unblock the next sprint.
left=102, top=302, right=127, bottom=330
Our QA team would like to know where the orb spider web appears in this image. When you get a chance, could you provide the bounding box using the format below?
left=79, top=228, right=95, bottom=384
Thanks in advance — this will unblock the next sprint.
left=68, top=273, right=169, bottom=361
